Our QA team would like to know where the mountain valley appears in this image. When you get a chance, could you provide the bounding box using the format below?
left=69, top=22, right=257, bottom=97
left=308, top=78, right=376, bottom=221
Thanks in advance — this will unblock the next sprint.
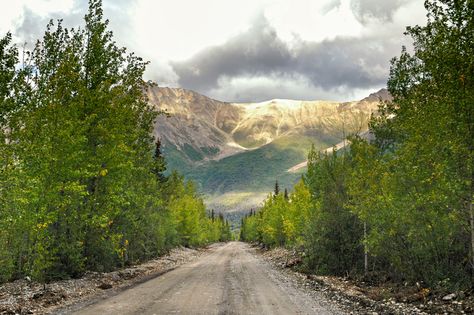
left=148, top=86, right=391, bottom=212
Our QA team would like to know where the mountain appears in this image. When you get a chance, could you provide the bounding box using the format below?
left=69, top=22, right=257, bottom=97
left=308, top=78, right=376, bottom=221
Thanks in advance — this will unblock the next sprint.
left=148, top=86, right=390, bottom=212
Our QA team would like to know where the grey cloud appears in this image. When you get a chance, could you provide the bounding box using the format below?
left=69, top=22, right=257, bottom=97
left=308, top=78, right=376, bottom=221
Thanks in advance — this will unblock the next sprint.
left=171, top=18, right=292, bottom=91
left=321, top=0, right=342, bottom=14
left=14, top=2, right=83, bottom=46
left=295, top=38, right=393, bottom=89
left=13, top=0, right=136, bottom=47
left=207, top=74, right=372, bottom=103
left=171, top=16, right=393, bottom=101
left=13, top=8, right=50, bottom=45
left=350, top=0, right=409, bottom=23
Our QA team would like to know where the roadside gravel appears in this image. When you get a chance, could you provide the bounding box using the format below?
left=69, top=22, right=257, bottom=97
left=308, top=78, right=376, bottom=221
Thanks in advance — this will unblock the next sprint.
left=259, top=246, right=472, bottom=315
left=0, top=245, right=210, bottom=315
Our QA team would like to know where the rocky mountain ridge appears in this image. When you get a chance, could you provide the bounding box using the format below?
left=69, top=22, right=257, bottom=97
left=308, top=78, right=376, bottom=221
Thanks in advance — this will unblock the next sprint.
left=147, top=86, right=390, bottom=211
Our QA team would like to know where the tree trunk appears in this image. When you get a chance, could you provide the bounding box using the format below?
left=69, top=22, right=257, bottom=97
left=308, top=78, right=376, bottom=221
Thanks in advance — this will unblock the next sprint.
left=364, top=221, right=368, bottom=275
left=470, top=185, right=474, bottom=277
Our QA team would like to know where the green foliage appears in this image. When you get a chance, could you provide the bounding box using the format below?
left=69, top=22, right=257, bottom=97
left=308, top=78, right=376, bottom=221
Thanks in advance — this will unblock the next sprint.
left=182, top=143, right=204, bottom=161
left=362, top=0, right=474, bottom=286
left=240, top=180, right=312, bottom=248
left=0, top=0, right=229, bottom=283
left=189, top=135, right=331, bottom=195
left=348, top=137, right=467, bottom=285
left=242, top=0, right=474, bottom=288
left=200, top=146, right=220, bottom=157
left=303, top=147, right=364, bottom=276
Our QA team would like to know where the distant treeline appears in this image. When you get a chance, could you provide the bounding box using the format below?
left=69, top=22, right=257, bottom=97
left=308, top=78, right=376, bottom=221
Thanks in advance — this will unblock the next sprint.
left=0, top=0, right=230, bottom=283
left=241, top=0, right=474, bottom=289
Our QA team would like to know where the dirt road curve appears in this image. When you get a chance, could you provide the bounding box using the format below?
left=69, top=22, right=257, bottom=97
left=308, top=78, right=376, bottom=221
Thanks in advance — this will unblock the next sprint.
left=69, top=242, right=343, bottom=315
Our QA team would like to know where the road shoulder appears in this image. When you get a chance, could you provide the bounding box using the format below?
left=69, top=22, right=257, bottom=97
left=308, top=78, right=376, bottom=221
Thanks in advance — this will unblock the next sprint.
left=0, top=245, right=216, bottom=315
left=256, top=245, right=463, bottom=315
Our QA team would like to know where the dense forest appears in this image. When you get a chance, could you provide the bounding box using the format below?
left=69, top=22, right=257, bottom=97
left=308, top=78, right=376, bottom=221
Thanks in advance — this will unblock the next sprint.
left=0, top=0, right=231, bottom=283
left=241, top=0, right=474, bottom=289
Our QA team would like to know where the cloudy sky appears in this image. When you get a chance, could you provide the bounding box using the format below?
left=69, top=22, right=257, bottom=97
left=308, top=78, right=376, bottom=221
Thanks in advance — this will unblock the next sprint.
left=0, top=0, right=427, bottom=102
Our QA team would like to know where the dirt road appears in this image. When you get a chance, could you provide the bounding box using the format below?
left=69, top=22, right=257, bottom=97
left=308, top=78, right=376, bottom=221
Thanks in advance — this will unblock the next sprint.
left=68, top=242, right=343, bottom=315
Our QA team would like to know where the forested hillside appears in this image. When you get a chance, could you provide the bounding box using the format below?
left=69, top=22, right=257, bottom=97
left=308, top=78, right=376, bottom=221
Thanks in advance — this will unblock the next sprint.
left=242, top=0, right=474, bottom=289
left=0, top=0, right=230, bottom=283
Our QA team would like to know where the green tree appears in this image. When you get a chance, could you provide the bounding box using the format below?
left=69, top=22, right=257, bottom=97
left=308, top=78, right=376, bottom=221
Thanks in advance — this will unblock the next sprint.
left=368, top=0, right=473, bottom=284
left=152, top=138, right=167, bottom=182
left=0, top=0, right=228, bottom=284
left=0, top=32, right=22, bottom=282
left=303, top=147, right=363, bottom=275
left=240, top=0, right=474, bottom=290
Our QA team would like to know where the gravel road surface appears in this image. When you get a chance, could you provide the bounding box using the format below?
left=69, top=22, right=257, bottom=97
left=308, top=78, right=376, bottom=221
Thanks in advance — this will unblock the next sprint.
left=69, top=242, right=343, bottom=315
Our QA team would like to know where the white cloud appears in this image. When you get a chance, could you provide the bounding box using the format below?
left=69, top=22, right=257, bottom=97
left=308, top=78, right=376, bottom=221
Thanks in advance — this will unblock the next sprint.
left=208, top=74, right=377, bottom=103
left=23, top=0, right=74, bottom=16
left=133, top=0, right=268, bottom=61
left=0, top=2, right=23, bottom=33
left=0, top=0, right=427, bottom=102
left=0, top=0, right=74, bottom=32
left=264, top=0, right=363, bottom=44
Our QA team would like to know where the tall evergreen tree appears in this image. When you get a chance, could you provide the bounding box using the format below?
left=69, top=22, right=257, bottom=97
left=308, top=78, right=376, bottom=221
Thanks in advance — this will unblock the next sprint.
left=152, top=138, right=167, bottom=182
left=274, top=180, right=280, bottom=196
